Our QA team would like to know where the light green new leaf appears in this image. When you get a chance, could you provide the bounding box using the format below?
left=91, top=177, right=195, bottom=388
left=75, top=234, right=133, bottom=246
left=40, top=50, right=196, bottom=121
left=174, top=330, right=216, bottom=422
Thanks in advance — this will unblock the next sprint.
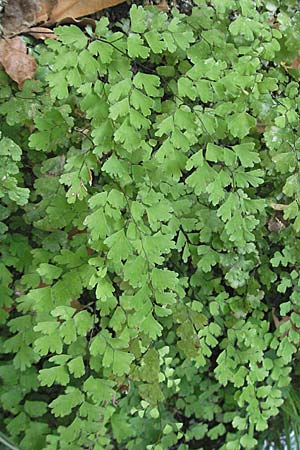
left=104, top=229, right=132, bottom=262
left=130, top=89, right=154, bottom=116
left=145, top=30, right=166, bottom=53
left=109, top=98, right=130, bottom=120
left=88, top=40, right=114, bottom=64
left=240, top=434, right=257, bottom=449
left=34, top=334, right=63, bottom=356
left=55, top=25, right=88, bottom=49
left=60, top=320, right=77, bottom=344
left=112, top=350, right=134, bottom=376
left=151, top=268, right=178, bottom=290
left=39, top=365, right=70, bottom=387
left=51, top=306, right=75, bottom=321
left=228, top=112, right=256, bottom=138
left=127, top=34, right=150, bottom=59
left=68, top=356, right=85, bottom=378
left=84, top=208, right=108, bottom=241
left=130, top=4, right=147, bottom=33
left=109, top=307, right=126, bottom=332
left=89, top=333, right=107, bottom=356
left=178, top=77, right=196, bottom=100
left=140, top=313, right=163, bottom=339
left=133, top=73, right=161, bottom=97
left=83, top=376, right=114, bottom=403
left=233, top=143, right=260, bottom=167
left=123, top=255, right=147, bottom=288
left=49, top=387, right=84, bottom=417
left=74, top=310, right=94, bottom=336
left=206, top=143, right=224, bottom=162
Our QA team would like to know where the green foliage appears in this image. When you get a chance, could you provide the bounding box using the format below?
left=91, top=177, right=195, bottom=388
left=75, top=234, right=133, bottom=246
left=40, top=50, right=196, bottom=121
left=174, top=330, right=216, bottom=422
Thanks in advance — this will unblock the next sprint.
left=0, top=2, right=300, bottom=449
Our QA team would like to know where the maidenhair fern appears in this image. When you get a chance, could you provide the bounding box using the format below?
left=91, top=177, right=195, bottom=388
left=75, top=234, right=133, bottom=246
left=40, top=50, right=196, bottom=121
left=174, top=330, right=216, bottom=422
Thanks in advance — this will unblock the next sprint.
left=1, top=1, right=300, bottom=449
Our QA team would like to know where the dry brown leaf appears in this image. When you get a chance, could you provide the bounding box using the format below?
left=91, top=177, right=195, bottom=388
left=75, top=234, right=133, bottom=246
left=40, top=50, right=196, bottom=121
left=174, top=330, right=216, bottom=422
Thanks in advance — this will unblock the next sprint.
left=269, top=202, right=287, bottom=211
left=2, top=0, right=125, bottom=37
left=280, top=56, right=300, bottom=73
left=256, top=121, right=266, bottom=134
left=267, top=216, right=286, bottom=233
left=2, top=0, right=54, bottom=36
left=289, top=55, right=300, bottom=69
left=157, top=0, right=169, bottom=12
left=272, top=308, right=299, bottom=339
left=48, top=0, right=126, bottom=24
left=67, top=227, right=87, bottom=239
left=269, top=16, right=280, bottom=29
left=27, top=26, right=57, bottom=39
left=272, top=308, right=281, bottom=329
left=57, top=17, right=96, bottom=29
left=0, top=37, right=36, bottom=88
left=70, top=299, right=84, bottom=311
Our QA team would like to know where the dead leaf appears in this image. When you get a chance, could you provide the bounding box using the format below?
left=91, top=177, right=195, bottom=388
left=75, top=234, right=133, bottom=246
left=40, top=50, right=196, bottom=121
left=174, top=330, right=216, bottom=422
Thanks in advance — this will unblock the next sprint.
left=71, top=299, right=84, bottom=311
left=3, top=0, right=124, bottom=36
left=157, top=0, right=169, bottom=12
left=27, top=26, right=57, bottom=39
left=0, top=0, right=126, bottom=88
left=67, top=227, right=87, bottom=239
left=2, top=0, right=54, bottom=36
left=290, top=55, right=300, bottom=70
left=117, top=382, right=130, bottom=395
left=2, top=303, right=15, bottom=313
left=272, top=308, right=281, bottom=329
left=267, top=216, right=286, bottom=232
left=86, top=246, right=94, bottom=256
left=57, top=16, right=96, bottom=29
left=0, top=36, right=36, bottom=88
left=48, top=0, right=126, bottom=24
left=269, top=202, right=287, bottom=211
left=256, top=121, right=266, bottom=134
left=269, top=16, right=280, bottom=29
left=280, top=56, right=300, bottom=74
left=272, top=308, right=298, bottom=338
